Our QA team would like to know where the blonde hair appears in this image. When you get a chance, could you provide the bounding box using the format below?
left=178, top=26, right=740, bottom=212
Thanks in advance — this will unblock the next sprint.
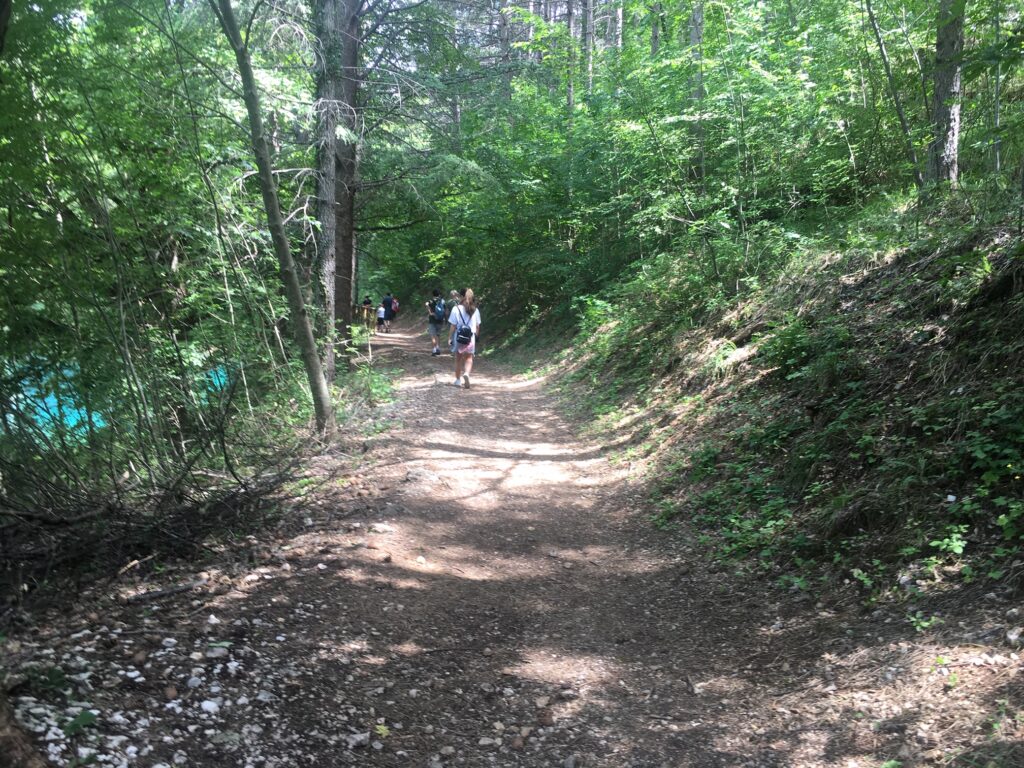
left=462, top=288, right=476, bottom=310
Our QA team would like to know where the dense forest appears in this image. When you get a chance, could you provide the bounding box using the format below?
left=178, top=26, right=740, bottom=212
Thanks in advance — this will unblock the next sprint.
left=2, top=0, right=1023, bottom=620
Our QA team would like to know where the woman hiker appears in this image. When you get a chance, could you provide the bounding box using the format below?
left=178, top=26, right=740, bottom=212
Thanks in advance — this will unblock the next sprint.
left=448, top=288, right=481, bottom=388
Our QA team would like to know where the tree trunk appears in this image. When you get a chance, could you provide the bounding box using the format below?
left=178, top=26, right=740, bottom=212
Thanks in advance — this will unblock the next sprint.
left=993, top=1, right=1001, bottom=173
left=927, top=0, right=966, bottom=186
left=334, top=0, right=361, bottom=338
left=211, top=0, right=334, bottom=434
left=650, top=1, right=661, bottom=55
left=0, top=0, right=11, bottom=56
left=1, top=690, right=49, bottom=768
left=498, top=0, right=512, bottom=98
left=566, top=0, right=575, bottom=118
left=689, top=2, right=706, bottom=183
left=582, top=0, right=593, bottom=93
left=314, top=0, right=340, bottom=383
left=865, top=0, right=924, bottom=189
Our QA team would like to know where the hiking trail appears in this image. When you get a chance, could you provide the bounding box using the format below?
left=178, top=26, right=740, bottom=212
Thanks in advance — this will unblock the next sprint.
left=7, top=323, right=1012, bottom=768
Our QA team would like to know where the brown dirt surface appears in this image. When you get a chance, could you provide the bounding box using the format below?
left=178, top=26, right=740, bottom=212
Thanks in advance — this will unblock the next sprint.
left=3, top=323, right=1022, bottom=768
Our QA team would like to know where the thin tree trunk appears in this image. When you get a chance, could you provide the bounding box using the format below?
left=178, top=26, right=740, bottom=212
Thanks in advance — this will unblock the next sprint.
left=616, top=2, right=623, bottom=49
left=689, top=2, right=706, bottom=183
left=498, top=0, right=512, bottom=98
left=650, top=1, right=661, bottom=55
left=926, top=0, right=966, bottom=186
left=993, top=1, right=1002, bottom=173
left=583, top=0, right=593, bottom=93
left=211, top=0, right=334, bottom=434
left=865, top=0, right=924, bottom=189
left=566, top=0, right=575, bottom=118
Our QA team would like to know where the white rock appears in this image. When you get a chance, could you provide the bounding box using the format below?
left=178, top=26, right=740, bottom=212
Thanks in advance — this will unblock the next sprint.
left=207, top=614, right=221, bottom=625
left=206, top=646, right=229, bottom=659
left=346, top=732, right=371, bottom=749
left=200, top=700, right=220, bottom=714
left=161, top=638, right=178, bottom=649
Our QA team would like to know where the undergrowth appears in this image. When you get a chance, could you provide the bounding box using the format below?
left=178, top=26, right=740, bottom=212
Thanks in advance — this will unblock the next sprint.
left=561, top=187, right=1024, bottom=600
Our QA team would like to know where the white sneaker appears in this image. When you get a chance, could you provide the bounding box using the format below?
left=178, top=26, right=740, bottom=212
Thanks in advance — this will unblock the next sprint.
left=452, top=378, right=461, bottom=387
left=462, top=374, right=470, bottom=389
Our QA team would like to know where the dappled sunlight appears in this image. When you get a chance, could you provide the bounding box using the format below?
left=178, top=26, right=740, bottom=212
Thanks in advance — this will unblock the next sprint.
left=506, top=648, right=623, bottom=689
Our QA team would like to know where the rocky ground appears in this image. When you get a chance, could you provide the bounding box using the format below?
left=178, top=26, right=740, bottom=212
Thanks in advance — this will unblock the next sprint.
left=3, top=325, right=1022, bottom=767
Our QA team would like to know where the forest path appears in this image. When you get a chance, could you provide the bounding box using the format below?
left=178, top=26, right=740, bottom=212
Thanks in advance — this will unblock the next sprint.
left=11, top=322, right=966, bottom=768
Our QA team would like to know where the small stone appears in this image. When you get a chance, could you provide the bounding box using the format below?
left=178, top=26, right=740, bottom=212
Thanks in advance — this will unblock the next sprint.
left=346, top=732, right=371, bottom=749
left=164, top=686, right=178, bottom=700
left=537, top=708, right=555, bottom=727
left=510, top=736, right=525, bottom=750
left=207, top=614, right=220, bottom=625
left=206, top=646, right=229, bottom=659
left=440, top=746, right=456, bottom=756
left=482, top=647, right=493, bottom=657
left=416, top=556, right=427, bottom=564
left=133, top=650, right=148, bottom=665
left=200, top=700, right=220, bottom=714
left=1007, top=627, right=1023, bottom=646
left=187, top=676, right=203, bottom=689
left=535, top=696, right=550, bottom=708
left=478, top=737, right=496, bottom=747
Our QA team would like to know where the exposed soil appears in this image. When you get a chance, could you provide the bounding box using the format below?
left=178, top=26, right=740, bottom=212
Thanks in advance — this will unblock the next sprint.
left=3, top=323, right=1022, bottom=767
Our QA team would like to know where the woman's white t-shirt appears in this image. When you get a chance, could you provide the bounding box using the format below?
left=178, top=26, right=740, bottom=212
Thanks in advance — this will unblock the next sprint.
left=449, top=305, right=481, bottom=352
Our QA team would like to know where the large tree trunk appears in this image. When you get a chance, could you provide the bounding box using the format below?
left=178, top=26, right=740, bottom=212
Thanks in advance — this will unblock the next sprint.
left=314, top=0, right=340, bottom=383
left=865, top=0, right=924, bottom=189
left=927, top=0, right=966, bottom=186
left=334, top=0, right=361, bottom=338
left=1, top=690, right=48, bottom=768
left=212, top=0, right=334, bottom=434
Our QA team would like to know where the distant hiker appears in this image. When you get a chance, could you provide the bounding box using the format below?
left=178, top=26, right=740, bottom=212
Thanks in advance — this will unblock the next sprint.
left=362, top=295, right=373, bottom=328
left=425, top=288, right=446, bottom=356
left=448, top=288, right=481, bottom=388
left=376, top=302, right=386, bottom=333
left=382, top=292, right=395, bottom=333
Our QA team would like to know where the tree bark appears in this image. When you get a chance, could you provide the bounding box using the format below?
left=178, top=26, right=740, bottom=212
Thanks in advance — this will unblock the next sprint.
left=865, top=0, right=924, bottom=189
left=650, top=1, right=661, bottom=55
left=314, top=0, right=340, bottom=382
left=566, top=0, right=575, bottom=118
left=334, top=0, right=361, bottom=338
left=0, top=0, right=11, bottom=57
left=0, top=689, right=49, bottom=768
left=689, top=2, right=706, bottom=183
left=211, top=0, right=334, bottom=434
left=993, top=1, right=1001, bottom=173
left=927, top=0, right=966, bottom=186
left=583, top=0, right=593, bottom=93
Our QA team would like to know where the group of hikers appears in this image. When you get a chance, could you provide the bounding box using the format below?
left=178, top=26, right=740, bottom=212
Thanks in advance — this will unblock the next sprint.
left=361, top=288, right=481, bottom=389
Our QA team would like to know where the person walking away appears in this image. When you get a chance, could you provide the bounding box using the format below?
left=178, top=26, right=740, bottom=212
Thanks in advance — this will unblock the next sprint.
left=448, top=288, right=481, bottom=388
left=362, top=295, right=373, bottom=329
left=447, top=289, right=463, bottom=353
left=376, top=302, right=386, bottom=334
left=382, top=292, right=395, bottom=333
left=425, top=289, right=446, bottom=356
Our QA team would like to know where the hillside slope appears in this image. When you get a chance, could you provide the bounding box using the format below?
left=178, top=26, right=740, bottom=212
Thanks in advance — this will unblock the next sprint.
left=561, top=195, right=1024, bottom=600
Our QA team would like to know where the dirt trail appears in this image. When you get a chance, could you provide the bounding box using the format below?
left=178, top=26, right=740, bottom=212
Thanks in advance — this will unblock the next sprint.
left=7, top=324, right=1020, bottom=768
